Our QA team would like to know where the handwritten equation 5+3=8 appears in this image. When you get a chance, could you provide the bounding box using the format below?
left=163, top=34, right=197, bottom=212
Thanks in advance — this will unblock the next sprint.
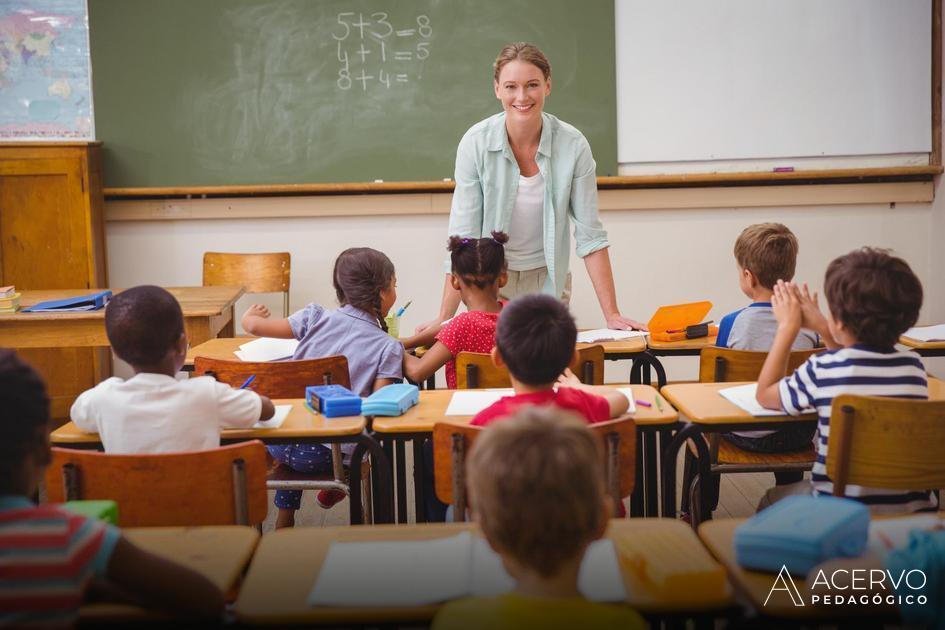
left=334, top=12, right=432, bottom=91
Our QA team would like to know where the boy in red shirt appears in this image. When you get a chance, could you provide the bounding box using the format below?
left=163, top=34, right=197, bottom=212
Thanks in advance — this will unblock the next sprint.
left=472, top=294, right=629, bottom=426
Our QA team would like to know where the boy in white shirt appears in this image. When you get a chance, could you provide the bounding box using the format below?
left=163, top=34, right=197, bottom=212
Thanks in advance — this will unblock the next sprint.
left=71, top=285, right=273, bottom=453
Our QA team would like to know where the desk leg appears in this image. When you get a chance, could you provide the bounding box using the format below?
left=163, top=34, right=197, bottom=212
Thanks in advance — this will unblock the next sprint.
left=219, top=306, right=235, bottom=337
left=413, top=438, right=427, bottom=524
left=348, top=433, right=393, bottom=525
left=644, top=430, right=658, bottom=517
left=425, top=374, right=436, bottom=390
left=661, top=424, right=709, bottom=520
left=629, top=429, right=645, bottom=516
left=395, top=439, right=408, bottom=524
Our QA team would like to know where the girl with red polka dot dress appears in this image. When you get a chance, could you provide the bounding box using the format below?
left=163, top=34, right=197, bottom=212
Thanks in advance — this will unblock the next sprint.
left=403, top=232, right=508, bottom=388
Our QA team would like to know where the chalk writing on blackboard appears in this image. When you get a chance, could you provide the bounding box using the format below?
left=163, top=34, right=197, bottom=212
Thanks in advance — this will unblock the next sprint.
left=334, top=12, right=432, bottom=91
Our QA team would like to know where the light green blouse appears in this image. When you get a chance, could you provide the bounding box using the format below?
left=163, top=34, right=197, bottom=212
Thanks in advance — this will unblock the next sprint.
left=446, top=112, right=609, bottom=296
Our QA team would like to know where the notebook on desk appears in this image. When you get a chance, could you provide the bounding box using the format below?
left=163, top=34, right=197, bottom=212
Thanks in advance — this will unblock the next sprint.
left=22, top=290, right=112, bottom=313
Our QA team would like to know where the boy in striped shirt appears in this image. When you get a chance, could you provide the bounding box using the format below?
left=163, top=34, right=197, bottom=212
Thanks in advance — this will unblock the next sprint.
left=755, top=248, right=932, bottom=513
left=0, top=350, right=225, bottom=626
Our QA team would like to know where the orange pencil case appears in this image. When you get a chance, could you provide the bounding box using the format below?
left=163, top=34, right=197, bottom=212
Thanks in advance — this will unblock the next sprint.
left=647, top=301, right=718, bottom=342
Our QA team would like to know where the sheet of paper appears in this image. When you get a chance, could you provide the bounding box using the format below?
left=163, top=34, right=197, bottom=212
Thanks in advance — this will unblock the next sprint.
left=867, top=514, right=943, bottom=555
left=308, top=532, right=474, bottom=607
left=252, top=404, right=291, bottom=429
left=577, top=328, right=649, bottom=344
left=445, top=389, right=515, bottom=416
left=470, top=538, right=625, bottom=602
left=616, top=388, right=637, bottom=414
left=903, top=324, right=945, bottom=342
left=234, top=337, right=299, bottom=362
left=718, top=383, right=790, bottom=417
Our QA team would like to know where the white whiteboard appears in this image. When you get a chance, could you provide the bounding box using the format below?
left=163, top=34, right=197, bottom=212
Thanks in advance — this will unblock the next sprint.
left=616, top=0, right=931, bottom=170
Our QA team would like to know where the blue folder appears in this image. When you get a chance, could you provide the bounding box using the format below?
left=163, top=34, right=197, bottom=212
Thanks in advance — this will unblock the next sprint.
left=23, top=290, right=112, bottom=313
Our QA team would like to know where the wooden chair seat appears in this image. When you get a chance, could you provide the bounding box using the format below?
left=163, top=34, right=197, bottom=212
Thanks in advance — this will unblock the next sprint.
left=716, top=438, right=815, bottom=466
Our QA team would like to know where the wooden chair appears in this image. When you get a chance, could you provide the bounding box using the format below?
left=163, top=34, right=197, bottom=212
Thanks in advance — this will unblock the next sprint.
left=684, top=346, right=822, bottom=524
left=45, top=441, right=268, bottom=527
left=826, top=395, right=945, bottom=504
left=455, top=345, right=605, bottom=389
left=194, top=355, right=370, bottom=520
left=203, top=251, right=291, bottom=316
left=432, top=417, right=635, bottom=521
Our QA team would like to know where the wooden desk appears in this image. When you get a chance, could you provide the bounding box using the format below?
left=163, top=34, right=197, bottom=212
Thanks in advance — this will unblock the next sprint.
left=373, top=387, right=678, bottom=522
left=647, top=335, right=718, bottom=355
left=234, top=519, right=731, bottom=625
left=0, top=286, right=243, bottom=349
left=49, top=400, right=391, bottom=524
left=80, top=526, right=258, bottom=621
left=900, top=331, right=945, bottom=357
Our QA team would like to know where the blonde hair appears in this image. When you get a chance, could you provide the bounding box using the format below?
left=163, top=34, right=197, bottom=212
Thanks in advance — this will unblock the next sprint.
left=467, top=407, right=605, bottom=578
left=493, top=42, right=551, bottom=82
left=733, top=223, right=799, bottom=289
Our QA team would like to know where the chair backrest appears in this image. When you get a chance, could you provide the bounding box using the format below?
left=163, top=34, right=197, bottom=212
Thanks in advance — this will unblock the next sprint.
left=825, top=395, right=945, bottom=498
left=455, top=345, right=605, bottom=389
left=432, top=417, right=635, bottom=521
left=698, top=346, right=821, bottom=383
left=194, top=355, right=350, bottom=398
left=203, top=251, right=291, bottom=315
left=45, top=441, right=269, bottom=527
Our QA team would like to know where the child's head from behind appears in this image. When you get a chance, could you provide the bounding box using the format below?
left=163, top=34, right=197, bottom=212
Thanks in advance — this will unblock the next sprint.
left=495, top=294, right=576, bottom=386
left=0, top=350, right=51, bottom=494
left=824, top=247, right=922, bottom=348
left=333, top=247, right=397, bottom=330
left=734, top=223, right=798, bottom=293
left=105, top=285, right=185, bottom=370
left=447, top=231, right=508, bottom=297
left=468, top=406, right=607, bottom=579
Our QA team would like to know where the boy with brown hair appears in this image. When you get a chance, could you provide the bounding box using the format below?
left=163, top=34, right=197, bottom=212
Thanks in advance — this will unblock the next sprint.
left=432, top=407, right=644, bottom=630
left=756, top=248, right=931, bottom=512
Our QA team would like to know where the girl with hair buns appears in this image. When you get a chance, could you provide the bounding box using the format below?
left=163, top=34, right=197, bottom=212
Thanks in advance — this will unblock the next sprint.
left=241, top=247, right=403, bottom=526
left=417, top=42, right=644, bottom=336
left=404, top=231, right=508, bottom=389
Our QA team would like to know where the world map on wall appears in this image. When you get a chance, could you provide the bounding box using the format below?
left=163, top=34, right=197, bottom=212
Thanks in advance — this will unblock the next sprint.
left=0, top=0, right=93, bottom=139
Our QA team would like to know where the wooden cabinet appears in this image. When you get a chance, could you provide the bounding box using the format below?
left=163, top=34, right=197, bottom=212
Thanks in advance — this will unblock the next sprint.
left=0, top=143, right=109, bottom=419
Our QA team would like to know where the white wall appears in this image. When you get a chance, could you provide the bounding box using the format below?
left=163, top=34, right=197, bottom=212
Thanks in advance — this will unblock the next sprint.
left=105, top=197, right=943, bottom=382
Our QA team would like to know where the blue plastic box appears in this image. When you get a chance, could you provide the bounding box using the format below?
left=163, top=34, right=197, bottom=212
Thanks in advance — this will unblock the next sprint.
left=734, top=495, right=869, bottom=575
left=305, top=385, right=362, bottom=417
left=361, top=383, right=419, bottom=416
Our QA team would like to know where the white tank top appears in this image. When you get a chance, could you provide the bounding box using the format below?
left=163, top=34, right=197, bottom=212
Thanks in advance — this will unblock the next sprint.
left=505, top=172, right=545, bottom=271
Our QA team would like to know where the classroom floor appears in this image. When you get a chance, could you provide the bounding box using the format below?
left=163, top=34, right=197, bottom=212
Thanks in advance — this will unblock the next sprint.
left=259, top=452, right=785, bottom=532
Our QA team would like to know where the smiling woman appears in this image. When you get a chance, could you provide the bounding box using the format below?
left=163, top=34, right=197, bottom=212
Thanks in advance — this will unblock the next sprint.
left=418, top=42, right=643, bottom=336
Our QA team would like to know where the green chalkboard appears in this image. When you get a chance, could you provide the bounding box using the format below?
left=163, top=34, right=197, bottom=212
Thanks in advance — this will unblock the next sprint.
left=88, top=0, right=616, bottom=188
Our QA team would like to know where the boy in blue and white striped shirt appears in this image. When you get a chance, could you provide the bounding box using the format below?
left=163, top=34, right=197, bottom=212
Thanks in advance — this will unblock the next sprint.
left=755, top=248, right=933, bottom=513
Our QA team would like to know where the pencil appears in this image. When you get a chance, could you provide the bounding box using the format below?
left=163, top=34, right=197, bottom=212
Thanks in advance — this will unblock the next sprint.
left=654, top=394, right=664, bottom=412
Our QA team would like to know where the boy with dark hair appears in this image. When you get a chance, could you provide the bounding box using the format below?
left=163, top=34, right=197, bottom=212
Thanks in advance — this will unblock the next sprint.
left=71, top=285, right=273, bottom=453
left=433, top=407, right=644, bottom=630
left=472, top=294, right=628, bottom=426
left=0, top=350, right=225, bottom=624
left=756, top=248, right=931, bottom=512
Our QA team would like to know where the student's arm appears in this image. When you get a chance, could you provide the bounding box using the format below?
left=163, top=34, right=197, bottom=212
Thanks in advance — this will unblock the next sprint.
left=257, top=394, right=275, bottom=421
left=797, top=282, right=841, bottom=349
left=400, top=321, right=443, bottom=351
left=241, top=304, right=294, bottom=338
left=104, top=535, right=224, bottom=619
left=372, top=377, right=398, bottom=392
left=557, top=369, right=630, bottom=418
left=756, top=280, right=801, bottom=410
left=403, top=342, right=453, bottom=384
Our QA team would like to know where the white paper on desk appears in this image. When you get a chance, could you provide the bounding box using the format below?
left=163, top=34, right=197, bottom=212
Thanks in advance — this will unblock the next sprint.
left=577, top=328, right=648, bottom=344
left=903, top=324, right=945, bottom=342
left=252, top=404, right=291, bottom=429
left=469, top=537, right=624, bottom=602
left=867, top=514, right=943, bottom=556
left=308, top=532, right=474, bottom=607
left=445, top=389, right=515, bottom=416
left=616, top=388, right=637, bottom=414
left=233, top=337, right=299, bottom=362
left=718, top=383, right=790, bottom=417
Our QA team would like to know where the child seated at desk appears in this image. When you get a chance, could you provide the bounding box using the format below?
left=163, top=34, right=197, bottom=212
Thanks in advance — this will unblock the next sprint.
left=0, top=350, right=225, bottom=624
left=472, top=293, right=629, bottom=426
left=71, top=285, right=273, bottom=453
left=241, top=247, right=403, bottom=524
left=755, top=247, right=932, bottom=513
left=403, top=232, right=508, bottom=389
left=432, top=408, right=644, bottom=630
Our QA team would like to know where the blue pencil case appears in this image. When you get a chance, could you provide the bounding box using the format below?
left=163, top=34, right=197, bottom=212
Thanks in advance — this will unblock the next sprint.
left=24, top=290, right=112, bottom=312
left=361, top=383, right=419, bottom=416
left=305, top=385, right=362, bottom=417
left=734, top=495, right=869, bottom=575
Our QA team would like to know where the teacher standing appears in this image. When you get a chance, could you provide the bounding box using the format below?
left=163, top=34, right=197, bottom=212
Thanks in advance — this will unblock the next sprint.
left=420, top=42, right=644, bottom=334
